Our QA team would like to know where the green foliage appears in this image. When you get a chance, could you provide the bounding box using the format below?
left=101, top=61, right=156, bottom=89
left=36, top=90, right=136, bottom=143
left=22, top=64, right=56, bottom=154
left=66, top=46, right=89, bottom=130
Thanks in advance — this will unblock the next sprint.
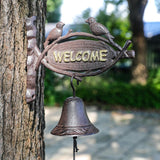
left=44, top=69, right=160, bottom=110
left=76, top=76, right=160, bottom=110
left=75, top=1, right=131, bottom=47
left=46, top=0, right=62, bottom=22
left=96, top=10, right=131, bottom=47
left=82, top=8, right=91, bottom=19
left=44, top=68, right=72, bottom=106
left=148, top=68, right=160, bottom=90
left=105, top=0, right=125, bottom=5
left=44, top=69, right=57, bottom=106
left=155, top=0, right=160, bottom=12
left=44, top=0, right=160, bottom=110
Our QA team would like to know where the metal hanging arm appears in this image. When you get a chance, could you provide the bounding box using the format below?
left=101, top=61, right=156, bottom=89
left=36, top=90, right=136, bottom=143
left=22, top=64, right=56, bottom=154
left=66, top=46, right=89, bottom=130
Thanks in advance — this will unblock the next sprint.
left=71, top=75, right=76, bottom=97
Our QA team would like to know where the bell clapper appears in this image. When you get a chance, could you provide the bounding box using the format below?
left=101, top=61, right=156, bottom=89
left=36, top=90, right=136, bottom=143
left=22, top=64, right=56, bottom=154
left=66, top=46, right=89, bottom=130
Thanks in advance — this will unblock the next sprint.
left=73, top=136, right=79, bottom=160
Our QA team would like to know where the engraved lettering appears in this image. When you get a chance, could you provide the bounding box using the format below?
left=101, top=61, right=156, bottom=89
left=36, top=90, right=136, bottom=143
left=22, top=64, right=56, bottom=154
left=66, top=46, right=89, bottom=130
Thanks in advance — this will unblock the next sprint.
left=53, top=51, right=58, bottom=62
left=100, top=50, right=108, bottom=61
left=64, top=51, right=70, bottom=62
left=76, top=51, right=82, bottom=62
left=53, top=52, right=64, bottom=63
left=53, top=50, right=108, bottom=63
left=82, top=51, right=90, bottom=62
left=70, top=51, right=76, bottom=62
left=90, top=51, right=99, bottom=61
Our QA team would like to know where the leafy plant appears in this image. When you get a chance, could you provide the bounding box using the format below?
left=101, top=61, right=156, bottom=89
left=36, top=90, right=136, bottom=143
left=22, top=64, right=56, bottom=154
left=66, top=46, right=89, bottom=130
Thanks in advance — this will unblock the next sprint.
left=46, top=0, right=62, bottom=22
left=76, top=76, right=160, bottom=110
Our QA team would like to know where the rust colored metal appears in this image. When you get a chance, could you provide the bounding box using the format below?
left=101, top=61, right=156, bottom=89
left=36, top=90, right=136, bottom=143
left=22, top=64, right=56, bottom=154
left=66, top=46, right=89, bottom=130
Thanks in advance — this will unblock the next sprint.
left=43, top=22, right=65, bottom=48
left=35, top=31, right=134, bottom=71
left=51, top=96, right=99, bottom=136
left=26, top=16, right=37, bottom=103
left=86, top=17, right=119, bottom=50
left=34, top=32, right=134, bottom=80
left=26, top=16, right=135, bottom=103
left=46, top=39, right=133, bottom=72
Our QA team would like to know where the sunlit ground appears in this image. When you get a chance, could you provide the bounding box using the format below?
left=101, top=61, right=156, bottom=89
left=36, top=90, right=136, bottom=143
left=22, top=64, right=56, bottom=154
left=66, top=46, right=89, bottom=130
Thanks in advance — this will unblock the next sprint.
left=45, top=107, right=160, bottom=160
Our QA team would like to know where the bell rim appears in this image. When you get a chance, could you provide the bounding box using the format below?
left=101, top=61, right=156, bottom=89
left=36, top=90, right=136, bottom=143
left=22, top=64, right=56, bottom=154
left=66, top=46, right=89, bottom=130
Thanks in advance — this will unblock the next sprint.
left=51, top=124, right=99, bottom=136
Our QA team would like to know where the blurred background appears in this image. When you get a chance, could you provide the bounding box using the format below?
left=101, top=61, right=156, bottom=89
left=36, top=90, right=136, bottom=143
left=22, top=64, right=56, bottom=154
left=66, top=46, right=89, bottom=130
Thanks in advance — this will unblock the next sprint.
left=44, top=1, right=160, bottom=160
left=44, top=0, right=160, bottom=111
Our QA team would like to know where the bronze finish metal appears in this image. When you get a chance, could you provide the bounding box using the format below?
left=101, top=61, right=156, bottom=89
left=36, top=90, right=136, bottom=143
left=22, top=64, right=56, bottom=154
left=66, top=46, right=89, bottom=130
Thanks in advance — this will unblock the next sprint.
left=25, top=16, right=136, bottom=160
left=51, top=96, right=99, bottom=136
left=26, top=16, right=135, bottom=103
left=46, top=39, right=132, bottom=78
left=44, top=22, right=65, bottom=48
left=26, top=16, right=37, bottom=103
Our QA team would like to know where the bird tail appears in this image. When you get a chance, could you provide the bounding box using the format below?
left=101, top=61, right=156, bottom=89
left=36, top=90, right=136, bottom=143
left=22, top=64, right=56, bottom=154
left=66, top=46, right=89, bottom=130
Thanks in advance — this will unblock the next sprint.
left=105, top=33, right=114, bottom=39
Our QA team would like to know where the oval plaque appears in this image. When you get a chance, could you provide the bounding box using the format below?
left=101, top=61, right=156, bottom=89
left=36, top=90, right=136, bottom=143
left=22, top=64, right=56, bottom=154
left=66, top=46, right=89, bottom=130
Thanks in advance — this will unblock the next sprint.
left=31, top=19, right=135, bottom=80
left=42, top=36, right=134, bottom=79
left=47, top=39, right=117, bottom=71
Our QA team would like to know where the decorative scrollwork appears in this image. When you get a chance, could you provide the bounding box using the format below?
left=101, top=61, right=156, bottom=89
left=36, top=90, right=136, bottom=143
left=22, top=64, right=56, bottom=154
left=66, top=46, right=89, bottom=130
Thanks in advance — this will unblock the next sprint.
left=25, top=16, right=135, bottom=103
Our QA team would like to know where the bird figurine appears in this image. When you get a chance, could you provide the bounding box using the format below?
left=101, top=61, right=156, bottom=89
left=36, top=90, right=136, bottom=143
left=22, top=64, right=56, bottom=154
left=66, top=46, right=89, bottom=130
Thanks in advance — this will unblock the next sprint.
left=85, top=17, right=114, bottom=43
left=44, top=21, right=65, bottom=48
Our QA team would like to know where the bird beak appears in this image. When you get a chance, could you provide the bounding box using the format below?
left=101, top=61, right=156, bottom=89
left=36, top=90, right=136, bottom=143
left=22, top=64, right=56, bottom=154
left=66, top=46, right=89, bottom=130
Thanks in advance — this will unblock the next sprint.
left=85, top=19, right=89, bottom=23
left=62, top=23, right=65, bottom=26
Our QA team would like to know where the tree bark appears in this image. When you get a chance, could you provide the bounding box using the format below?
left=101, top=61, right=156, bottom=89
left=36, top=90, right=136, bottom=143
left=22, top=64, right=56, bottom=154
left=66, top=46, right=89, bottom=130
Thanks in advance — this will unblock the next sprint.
left=127, top=0, right=148, bottom=85
left=0, top=0, right=46, bottom=159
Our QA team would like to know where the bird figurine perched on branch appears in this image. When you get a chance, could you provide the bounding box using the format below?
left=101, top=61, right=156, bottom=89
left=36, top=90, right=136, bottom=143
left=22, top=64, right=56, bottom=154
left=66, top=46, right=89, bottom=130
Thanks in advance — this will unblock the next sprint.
left=44, top=22, right=65, bottom=48
left=85, top=17, right=115, bottom=44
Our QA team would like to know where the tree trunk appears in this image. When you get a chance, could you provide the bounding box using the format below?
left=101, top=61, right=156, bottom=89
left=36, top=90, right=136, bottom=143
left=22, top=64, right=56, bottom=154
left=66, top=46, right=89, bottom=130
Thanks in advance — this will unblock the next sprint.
left=0, top=0, right=46, bottom=159
left=127, top=0, right=148, bottom=85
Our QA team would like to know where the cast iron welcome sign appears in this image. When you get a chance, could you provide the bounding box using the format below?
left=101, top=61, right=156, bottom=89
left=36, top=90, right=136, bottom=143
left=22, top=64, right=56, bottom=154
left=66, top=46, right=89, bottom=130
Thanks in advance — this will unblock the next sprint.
left=26, top=16, right=135, bottom=103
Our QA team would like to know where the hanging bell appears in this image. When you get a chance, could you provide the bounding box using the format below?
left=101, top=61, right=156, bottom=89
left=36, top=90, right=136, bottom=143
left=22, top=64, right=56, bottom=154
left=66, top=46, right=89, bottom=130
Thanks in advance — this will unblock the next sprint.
left=51, top=96, right=99, bottom=136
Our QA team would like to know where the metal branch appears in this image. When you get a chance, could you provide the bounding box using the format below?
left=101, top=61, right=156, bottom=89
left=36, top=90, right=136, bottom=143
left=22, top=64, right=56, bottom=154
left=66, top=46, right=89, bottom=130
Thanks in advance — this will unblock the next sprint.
left=35, top=32, right=123, bottom=70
